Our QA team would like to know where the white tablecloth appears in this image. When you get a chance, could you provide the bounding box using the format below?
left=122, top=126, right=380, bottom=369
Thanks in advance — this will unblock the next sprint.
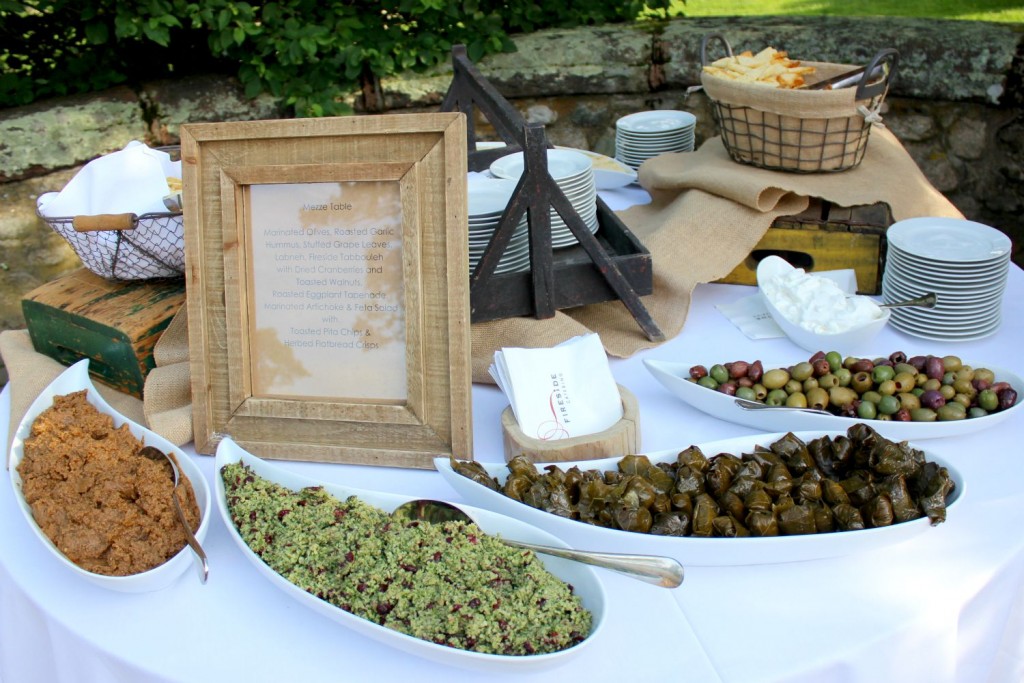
left=3, top=199, right=1024, bottom=682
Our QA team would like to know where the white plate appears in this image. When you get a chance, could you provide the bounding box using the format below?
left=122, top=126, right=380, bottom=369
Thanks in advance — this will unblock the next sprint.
left=887, top=217, right=1013, bottom=263
left=8, top=359, right=212, bottom=592
left=215, top=438, right=606, bottom=672
left=554, top=147, right=637, bottom=189
left=490, top=149, right=592, bottom=182
left=889, top=315, right=1002, bottom=341
left=467, top=179, right=517, bottom=216
left=616, top=110, right=697, bottom=133
left=886, top=247, right=1009, bottom=275
left=643, top=358, right=1024, bottom=440
left=434, top=430, right=963, bottom=567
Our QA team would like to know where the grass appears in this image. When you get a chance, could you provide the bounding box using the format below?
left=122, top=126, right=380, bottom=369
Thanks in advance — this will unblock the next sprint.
left=668, top=0, right=1024, bottom=22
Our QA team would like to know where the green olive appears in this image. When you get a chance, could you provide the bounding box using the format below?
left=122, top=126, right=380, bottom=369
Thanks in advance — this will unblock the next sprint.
left=954, top=367, right=975, bottom=382
left=752, top=383, right=768, bottom=400
left=968, top=407, right=989, bottom=419
left=942, top=355, right=963, bottom=372
left=834, top=368, right=852, bottom=387
left=937, top=403, right=967, bottom=421
left=851, top=371, right=873, bottom=394
left=898, top=393, right=921, bottom=411
left=877, top=379, right=897, bottom=396
left=786, top=392, right=808, bottom=408
left=910, top=407, right=938, bottom=422
left=826, top=351, right=843, bottom=372
left=894, top=363, right=918, bottom=376
left=806, top=387, right=829, bottom=410
left=923, top=378, right=941, bottom=392
left=877, top=394, right=901, bottom=415
left=953, top=378, right=976, bottom=398
left=710, top=364, right=729, bottom=385
left=802, top=377, right=819, bottom=392
left=766, top=389, right=789, bottom=406
left=862, top=390, right=883, bottom=405
left=872, top=365, right=895, bottom=383
left=893, top=372, right=917, bottom=393
left=762, top=368, right=790, bottom=390
left=791, top=362, right=814, bottom=382
left=736, top=386, right=757, bottom=401
left=952, top=393, right=972, bottom=409
left=829, top=386, right=858, bottom=408
left=975, top=368, right=996, bottom=385
left=857, top=400, right=877, bottom=419
left=784, top=379, right=803, bottom=395
left=978, top=389, right=999, bottom=411
left=817, top=373, right=839, bottom=389
left=939, top=384, right=956, bottom=400
left=697, top=375, right=718, bottom=389
left=942, top=371, right=956, bottom=386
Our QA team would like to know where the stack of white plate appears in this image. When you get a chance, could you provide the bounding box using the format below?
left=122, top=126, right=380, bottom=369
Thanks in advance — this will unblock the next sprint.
left=615, top=110, right=697, bottom=170
left=489, top=149, right=598, bottom=249
left=467, top=178, right=531, bottom=276
left=882, top=217, right=1012, bottom=341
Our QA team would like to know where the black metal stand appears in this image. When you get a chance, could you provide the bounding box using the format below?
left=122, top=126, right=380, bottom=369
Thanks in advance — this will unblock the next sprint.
left=441, top=44, right=663, bottom=342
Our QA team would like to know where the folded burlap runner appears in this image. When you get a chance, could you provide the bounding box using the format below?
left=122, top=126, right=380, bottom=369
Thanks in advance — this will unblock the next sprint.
left=3, top=126, right=961, bottom=449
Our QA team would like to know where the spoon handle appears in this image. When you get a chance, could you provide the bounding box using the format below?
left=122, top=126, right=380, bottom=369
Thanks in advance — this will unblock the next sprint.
left=880, top=292, right=937, bottom=309
left=734, top=397, right=832, bottom=416
left=173, top=490, right=210, bottom=584
left=501, top=539, right=684, bottom=588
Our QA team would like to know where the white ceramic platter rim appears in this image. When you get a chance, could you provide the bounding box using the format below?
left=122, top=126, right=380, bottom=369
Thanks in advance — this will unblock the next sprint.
left=214, top=438, right=607, bottom=673
left=433, top=429, right=963, bottom=567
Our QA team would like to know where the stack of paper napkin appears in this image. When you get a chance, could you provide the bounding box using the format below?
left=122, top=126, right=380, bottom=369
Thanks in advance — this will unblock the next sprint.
left=489, top=333, right=623, bottom=441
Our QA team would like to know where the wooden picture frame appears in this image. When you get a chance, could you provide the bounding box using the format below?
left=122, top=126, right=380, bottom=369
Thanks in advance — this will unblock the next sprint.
left=179, top=114, right=472, bottom=468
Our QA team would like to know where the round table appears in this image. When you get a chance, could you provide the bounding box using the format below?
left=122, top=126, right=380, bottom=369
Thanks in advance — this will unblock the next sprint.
left=3, top=209, right=1024, bottom=682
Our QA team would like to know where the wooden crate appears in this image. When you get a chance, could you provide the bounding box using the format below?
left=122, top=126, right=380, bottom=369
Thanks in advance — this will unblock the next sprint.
left=21, top=269, right=186, bottom=398
left=716, top=199, right=891, bottom=294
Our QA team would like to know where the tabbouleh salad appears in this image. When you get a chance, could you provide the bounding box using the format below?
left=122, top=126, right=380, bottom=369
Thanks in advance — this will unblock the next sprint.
left=221, top=462, right=592, bottom=655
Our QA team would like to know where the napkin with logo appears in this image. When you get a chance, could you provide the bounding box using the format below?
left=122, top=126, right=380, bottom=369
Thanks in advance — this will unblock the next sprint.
left=469, top=126, right=963, bottom=383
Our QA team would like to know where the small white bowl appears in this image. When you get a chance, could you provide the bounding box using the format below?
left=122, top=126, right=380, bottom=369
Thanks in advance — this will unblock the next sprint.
left=9, top=359, right=211, bottom=592
left=756, top=255, right=890, bottom=354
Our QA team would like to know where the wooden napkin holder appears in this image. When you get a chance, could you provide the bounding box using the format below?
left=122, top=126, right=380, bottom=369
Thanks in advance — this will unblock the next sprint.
left=500, top=384, right=640, bottom=463
left=716, top=198, right=891, bottom=294
left=21, top=268, right=186, bottom=398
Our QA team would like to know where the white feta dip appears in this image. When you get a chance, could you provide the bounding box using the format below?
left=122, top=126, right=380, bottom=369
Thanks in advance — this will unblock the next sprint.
left=761, top=267, right=883, bottom=334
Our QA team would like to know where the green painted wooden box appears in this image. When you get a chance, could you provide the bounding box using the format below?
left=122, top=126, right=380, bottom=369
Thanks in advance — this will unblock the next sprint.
left=21, top=268, right=186, bottom=398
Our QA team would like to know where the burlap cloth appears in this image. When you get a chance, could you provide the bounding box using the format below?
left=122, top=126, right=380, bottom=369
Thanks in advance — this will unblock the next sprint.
left=2, top=126, right=961, bottom=451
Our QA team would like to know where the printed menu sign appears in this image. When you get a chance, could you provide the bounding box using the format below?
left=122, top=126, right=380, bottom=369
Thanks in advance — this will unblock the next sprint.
left=246, top=181, right=406, bottom=401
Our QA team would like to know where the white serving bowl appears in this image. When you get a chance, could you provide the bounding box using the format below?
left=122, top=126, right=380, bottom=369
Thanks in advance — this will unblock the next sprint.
left=435, top=429, right=964, bottom=568
left=756, top=255, right=890, bottom=354
left=215, top=437, right=607, bottom=673
left=8, top=359, right=211, bottom=593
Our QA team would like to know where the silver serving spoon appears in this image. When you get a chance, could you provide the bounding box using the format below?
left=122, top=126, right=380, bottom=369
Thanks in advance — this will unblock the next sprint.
left=879, top=292, right=938, bottom=309
left=392, top=499, right=684, bottom=588
left=734, top=397, right=833, bottom=416
left=139, top=446, right=209, bottom=584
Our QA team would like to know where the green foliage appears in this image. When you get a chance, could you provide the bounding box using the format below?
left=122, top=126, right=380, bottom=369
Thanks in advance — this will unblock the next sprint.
left=1, top=1, right=672, bottom=115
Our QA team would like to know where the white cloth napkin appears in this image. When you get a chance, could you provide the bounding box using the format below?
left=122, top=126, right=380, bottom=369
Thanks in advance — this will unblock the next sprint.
left=36, top=141, right=181, bottom=217
left=489, top=333, right=623, bottom=440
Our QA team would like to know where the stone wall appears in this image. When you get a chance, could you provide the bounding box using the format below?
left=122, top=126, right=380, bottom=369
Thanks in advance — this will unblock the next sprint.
left=1, top=16, right=1022, bottom=384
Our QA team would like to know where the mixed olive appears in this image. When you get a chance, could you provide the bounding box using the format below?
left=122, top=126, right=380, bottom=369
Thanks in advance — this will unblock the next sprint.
left=689, top=351, right=1019, bottom=422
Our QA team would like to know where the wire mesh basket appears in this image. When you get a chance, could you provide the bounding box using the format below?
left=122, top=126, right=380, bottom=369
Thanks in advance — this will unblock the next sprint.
left=39, top=210, right=185, bottom=280
left=37, top=146, right=185, bottom=281
left=700, top=35, right=898, bottom=173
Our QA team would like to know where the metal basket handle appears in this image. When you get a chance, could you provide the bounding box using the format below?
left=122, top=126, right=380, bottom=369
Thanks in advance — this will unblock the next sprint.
left=854, top=48, right=899, bottom=100
left=700, top=33, right=733, bottom=67
left=72, top=214, right=139, bottom=232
